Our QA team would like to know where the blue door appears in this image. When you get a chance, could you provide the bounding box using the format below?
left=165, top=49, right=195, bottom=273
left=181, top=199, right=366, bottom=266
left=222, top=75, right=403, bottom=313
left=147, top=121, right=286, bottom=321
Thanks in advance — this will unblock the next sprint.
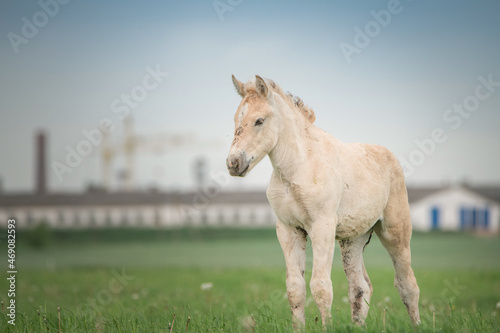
left=431, top=207, right=440, bottom=230
left=484, top=207, right=490, bottom=228
left=460, top=207, right=467, bottom=230
left=472, top=208, right=478, bottom=228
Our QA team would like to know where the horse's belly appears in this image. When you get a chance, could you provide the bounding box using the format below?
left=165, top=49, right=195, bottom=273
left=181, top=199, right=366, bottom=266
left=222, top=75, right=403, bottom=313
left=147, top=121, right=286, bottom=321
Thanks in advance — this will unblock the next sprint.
left=335, top=183, right=388, bottom=239
left=335, top=196, right=385, bottom=239
left=335, top=214, right=379, bottom=239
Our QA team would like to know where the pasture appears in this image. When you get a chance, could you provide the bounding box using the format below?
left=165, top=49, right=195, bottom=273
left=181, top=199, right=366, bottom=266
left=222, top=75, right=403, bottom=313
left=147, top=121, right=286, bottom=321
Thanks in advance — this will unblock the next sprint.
left=1, top=228, right=499, bottom=332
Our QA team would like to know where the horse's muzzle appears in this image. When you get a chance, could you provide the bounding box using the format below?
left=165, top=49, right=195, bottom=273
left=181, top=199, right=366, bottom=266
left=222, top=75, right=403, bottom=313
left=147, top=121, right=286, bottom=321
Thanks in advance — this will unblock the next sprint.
left=226, top=154, right=249, bottom=177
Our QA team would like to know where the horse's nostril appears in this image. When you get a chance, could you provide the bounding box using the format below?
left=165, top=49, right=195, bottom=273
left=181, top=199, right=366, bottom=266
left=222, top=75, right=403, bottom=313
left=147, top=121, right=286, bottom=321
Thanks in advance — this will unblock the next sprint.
left=227, top=157, right=240, bottom=171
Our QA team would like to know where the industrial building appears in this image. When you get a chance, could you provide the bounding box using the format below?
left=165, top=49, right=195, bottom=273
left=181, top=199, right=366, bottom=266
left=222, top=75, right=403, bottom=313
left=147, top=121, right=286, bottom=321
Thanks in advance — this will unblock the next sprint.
left=1, top=185, right=499, bottom=233
left=0, top=190, right=275, bottom=229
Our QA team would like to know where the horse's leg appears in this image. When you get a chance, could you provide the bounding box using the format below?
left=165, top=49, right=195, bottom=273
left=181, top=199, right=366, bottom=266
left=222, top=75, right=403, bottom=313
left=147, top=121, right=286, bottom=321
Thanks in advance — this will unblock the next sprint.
left=276, top=220, right=307, bottom=328
left=307, top=219, right=335, bottom=327
left=375, top=185, right=421, bottom=324
left=339, top=231, right=373, bottom=325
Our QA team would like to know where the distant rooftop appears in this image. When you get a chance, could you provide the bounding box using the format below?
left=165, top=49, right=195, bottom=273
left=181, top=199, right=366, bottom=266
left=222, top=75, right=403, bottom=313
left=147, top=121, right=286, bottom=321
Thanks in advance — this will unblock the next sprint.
left=465, top=185, right=500, bottom=204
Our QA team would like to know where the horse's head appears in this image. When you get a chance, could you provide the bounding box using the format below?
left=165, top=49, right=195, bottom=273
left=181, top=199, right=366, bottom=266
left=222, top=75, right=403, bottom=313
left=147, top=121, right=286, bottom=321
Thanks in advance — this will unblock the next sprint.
left=226, top=75, right=281, bottom=177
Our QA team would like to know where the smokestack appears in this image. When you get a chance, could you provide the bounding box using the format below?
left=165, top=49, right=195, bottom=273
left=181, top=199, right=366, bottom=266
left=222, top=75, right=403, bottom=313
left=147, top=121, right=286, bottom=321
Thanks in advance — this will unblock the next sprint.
left=35, top=131, right=47, bottom=194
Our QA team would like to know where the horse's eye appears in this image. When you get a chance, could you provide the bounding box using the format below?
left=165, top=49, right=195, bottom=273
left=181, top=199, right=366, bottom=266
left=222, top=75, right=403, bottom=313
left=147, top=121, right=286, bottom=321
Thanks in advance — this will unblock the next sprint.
left=255, top=118, right=264, bottom=126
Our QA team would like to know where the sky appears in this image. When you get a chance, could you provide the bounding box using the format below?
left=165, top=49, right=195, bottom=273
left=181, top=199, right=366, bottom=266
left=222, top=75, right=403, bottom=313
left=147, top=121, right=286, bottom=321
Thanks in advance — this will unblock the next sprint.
left=0, top=0, right=499, bottom=193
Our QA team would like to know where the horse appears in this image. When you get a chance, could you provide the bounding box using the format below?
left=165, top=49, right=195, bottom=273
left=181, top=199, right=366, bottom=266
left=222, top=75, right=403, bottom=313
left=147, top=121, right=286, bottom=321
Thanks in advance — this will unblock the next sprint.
left=226, top=75, right=421, bottom=328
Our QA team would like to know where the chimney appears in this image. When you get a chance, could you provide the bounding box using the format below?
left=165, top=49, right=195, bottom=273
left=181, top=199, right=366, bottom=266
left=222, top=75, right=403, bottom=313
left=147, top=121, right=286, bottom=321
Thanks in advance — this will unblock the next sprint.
left=35, top=131, right=47, bottom=194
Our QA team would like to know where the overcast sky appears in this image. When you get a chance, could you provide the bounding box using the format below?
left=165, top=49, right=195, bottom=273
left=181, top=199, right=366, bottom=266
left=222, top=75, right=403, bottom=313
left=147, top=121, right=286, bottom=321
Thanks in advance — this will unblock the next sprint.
left=1, top=0, right=499, bottom=193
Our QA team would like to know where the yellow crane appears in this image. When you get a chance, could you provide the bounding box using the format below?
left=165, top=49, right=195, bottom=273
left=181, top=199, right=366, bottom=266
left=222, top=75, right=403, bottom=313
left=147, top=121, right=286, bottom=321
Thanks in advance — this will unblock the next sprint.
left=100, top=116, right=221, bottom=191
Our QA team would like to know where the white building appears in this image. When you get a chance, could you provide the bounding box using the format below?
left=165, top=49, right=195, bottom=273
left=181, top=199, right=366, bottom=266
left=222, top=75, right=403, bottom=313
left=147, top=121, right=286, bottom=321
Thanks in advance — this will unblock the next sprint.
left=0, top=190, right=276, bottom=229
left=409, top=185, right=500, bottom=233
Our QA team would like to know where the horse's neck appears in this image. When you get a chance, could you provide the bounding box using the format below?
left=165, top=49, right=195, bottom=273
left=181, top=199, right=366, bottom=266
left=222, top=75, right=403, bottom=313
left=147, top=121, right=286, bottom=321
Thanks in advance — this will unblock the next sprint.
left=268, top=115, right=311, bottom=184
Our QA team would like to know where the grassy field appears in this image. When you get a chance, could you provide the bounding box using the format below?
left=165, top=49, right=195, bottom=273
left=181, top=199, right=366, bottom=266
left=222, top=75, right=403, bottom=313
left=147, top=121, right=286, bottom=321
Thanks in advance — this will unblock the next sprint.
left=1, top=228, right=499, bottom=332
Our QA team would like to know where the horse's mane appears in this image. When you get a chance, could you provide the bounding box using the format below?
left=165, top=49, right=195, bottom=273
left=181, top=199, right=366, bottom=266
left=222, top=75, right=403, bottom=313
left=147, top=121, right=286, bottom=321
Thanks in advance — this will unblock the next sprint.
left=243, top=78, right=316, bottom=124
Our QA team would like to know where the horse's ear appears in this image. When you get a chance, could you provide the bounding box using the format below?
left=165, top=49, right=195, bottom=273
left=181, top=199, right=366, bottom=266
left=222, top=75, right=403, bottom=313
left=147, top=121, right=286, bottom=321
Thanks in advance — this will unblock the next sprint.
left=232, top=75, right=245, bottom=98
left=255, top=75, right=271, bottom=100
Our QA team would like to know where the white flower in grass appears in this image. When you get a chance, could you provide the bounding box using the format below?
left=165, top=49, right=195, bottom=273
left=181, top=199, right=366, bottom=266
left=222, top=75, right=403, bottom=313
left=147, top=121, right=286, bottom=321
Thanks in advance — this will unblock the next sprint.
left=496, top=301, right=500, bottom=309
left=201, top=282, right=213, bottom=291
left=384, top=296, right=390, bottom=303
left=342, top=296, right=349, bottom=304
left=131, top=293, right=140, bottom=300
left=241, top=315, right=255, bottom=332
left=249, top=284, right=259, bottom=292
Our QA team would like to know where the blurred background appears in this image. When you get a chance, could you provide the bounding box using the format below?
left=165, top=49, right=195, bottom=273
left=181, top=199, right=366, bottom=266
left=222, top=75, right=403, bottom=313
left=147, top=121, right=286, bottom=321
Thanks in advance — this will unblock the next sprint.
left=0, top=0, right=499, bottom=331
left=0, top=0, right=499, bottom=232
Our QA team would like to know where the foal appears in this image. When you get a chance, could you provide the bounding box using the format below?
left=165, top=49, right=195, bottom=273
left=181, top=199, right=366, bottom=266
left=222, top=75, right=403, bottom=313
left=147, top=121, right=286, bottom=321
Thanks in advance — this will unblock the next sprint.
left=226, top=75, right=420, bottom=328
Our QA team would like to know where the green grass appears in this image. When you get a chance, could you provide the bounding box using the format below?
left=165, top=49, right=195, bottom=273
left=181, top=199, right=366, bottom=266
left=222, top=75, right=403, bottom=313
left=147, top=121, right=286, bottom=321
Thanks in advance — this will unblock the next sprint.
left=1, top=228, right=499, bottom=332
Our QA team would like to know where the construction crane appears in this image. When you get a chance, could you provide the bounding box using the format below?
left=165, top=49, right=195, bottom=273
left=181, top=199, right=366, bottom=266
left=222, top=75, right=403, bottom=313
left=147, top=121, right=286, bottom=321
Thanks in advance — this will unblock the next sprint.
left=100, top=116, right=221, bottom=191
